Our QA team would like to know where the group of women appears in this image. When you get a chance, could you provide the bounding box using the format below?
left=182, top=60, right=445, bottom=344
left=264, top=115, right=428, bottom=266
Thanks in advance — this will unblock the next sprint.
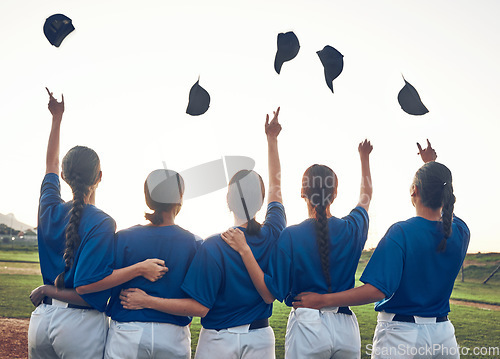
left=27, top=88, right=470, bottom=359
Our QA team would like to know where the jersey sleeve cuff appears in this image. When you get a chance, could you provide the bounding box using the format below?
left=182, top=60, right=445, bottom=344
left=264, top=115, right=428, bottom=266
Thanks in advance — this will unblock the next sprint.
left=360, top=277, right=392, bottom=298
left=180, top=284, right=213, bottom=310
left=73, top=267, right=114, bottom=288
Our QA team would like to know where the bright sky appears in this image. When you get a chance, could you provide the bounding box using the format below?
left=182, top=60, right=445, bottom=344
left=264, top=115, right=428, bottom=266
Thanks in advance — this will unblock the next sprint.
left=1, top=0, right=499, bottom=252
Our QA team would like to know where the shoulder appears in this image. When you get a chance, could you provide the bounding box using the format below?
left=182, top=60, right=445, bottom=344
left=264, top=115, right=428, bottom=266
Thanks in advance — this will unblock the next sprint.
left=83, top=206, right=116, bottom=233
left=452, top=215, right=470, bottom=236
left=42, top=172, right=60, bottom=185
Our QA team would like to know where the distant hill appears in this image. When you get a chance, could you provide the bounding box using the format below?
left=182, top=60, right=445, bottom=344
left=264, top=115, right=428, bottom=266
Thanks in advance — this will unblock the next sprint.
left=0, top=213, right=35, bottom=231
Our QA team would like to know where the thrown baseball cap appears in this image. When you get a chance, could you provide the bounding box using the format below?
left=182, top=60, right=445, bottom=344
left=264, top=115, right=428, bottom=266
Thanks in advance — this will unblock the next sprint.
left=317, top=45, right=344, bottom=93
left=43, top=14, right=75, bottom=47
left=398, top=76, right=429, bottom=115
left=274, top=31, right=300, bottom=74
left=186, top=78, right=210, bottom=116
left=146, top=169, right=184, bottom=205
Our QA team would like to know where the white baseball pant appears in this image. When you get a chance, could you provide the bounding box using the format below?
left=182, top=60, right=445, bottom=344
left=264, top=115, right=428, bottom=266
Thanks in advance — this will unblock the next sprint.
left=194, top=325, right=275, bottom=359
left=285, top=307, right=361, bottom=359
left=371, top=312, right=459, bottom=359
left=28, top=302, right=108, bottom=359
left=104, top=320, right=191, bottom=359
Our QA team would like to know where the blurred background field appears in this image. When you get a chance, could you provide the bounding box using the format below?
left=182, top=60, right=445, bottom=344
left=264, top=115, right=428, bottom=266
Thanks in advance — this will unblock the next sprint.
left=1, top=246, right=499, bottom=359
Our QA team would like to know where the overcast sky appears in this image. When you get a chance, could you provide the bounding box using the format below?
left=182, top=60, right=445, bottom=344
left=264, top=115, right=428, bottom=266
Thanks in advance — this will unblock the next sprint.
left=1, top=0, right=499, bottom=252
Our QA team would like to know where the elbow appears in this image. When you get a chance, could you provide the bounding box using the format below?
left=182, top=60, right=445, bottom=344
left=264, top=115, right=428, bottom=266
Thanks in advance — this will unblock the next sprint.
left=75, top=285, right=89, bottom=295
left=197, top=306, right=209, bottom=318
left=264, top=295, right=275, bottom=304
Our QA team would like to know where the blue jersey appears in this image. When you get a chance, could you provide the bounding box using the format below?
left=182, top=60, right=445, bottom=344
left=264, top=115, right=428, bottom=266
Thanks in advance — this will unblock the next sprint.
left=38, top=173, right=116, bottom=312
left=181, top=202, right=286, bottom=330
left=106, top=225, right=200, bottom=326
left=264, top=206, right=369, bottom=307
left=360, top=215, right=470, bottom=317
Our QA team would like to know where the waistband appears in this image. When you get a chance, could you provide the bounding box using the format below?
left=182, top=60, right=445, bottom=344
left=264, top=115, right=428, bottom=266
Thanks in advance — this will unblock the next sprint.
left=319, top=306, right=353, bottom=315
left=378, top=311, right=448, bottom=324
left=215, top=318, right=269, bottom=332
left=43, top=296, right=95, bottom=310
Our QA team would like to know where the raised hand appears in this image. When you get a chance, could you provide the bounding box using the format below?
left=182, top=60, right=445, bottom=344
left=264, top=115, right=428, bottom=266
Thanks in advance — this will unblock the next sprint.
left=265, top=107, right=282, bottom=139
left=221, top=228, right=250, bottom=255
left=417, top=139, right=437, bottom=163
left=30, top=285, right=48, bottom=307
left=358, top=139, right=373, bottom=158
left=46, top=87, right=64, bottom=119
left=120, top=288, right=148, bottom=310
left=140, top=258, right=168, bottom=282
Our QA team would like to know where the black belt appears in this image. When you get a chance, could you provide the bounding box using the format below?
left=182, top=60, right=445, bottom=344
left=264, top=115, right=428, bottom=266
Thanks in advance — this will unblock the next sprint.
left=43, top=297, right=94, bottom=310
left=337, top=307, right=353, bottom=315
left=216, top=318, right=269, bottom=332
left=392, top=314, right=448, bottom=323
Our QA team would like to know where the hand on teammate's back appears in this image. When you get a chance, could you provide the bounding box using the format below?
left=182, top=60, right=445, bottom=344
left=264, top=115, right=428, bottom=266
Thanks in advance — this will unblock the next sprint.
left=140, top=258, right=169, bottom=282
left=46, top=87, right=64, bottom=119
left=417, top=139, right=437, bottom=163
left=120, top=288, right=148, bottom=310
left=221, top=228, right=250, bottom=255
left=265, top=107, right=281, bottom=139
left=30, top=285, right=47, bottom=307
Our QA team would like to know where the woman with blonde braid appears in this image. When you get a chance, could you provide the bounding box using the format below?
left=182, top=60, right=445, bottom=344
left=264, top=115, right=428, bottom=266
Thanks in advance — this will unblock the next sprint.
left=28, top=89, right=167, bottom=359
left=221, top=139, right=373, bottom=358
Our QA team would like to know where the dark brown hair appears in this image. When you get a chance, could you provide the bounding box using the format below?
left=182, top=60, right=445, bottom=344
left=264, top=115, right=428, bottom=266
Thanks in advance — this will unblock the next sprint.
left=144, top=171, right=185, bottom=225
left=413, top=161, right=455, bottom=251
left=302, top=164, right=337, bottom=292
left=54, top=146, right=101, bottom=289
left=227, top=170, right=265, bottom=235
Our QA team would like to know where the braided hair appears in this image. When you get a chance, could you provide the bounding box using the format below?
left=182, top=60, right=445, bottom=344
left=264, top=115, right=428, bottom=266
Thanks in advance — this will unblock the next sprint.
left=413, top=161, right=455, bottom=252
left=54, top=146, right=101, bottom=289
left=227, top=170, right=265, bottom=236
left=302, top=164, right=337, bottom=292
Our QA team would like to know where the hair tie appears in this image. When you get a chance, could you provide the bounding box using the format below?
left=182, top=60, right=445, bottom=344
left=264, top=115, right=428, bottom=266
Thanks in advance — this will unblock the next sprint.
left=443, top=182, right=447, bottom=186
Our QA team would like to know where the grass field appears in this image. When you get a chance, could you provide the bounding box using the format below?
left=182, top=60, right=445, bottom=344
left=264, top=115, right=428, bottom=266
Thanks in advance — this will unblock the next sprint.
left=1, top=248, right=499, bottom=358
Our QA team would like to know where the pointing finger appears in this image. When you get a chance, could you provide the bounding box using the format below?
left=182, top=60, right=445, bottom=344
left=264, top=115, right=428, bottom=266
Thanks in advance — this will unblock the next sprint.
left=426, top=139, right=432, bottom=148
left=417, top=142, right=423, bottom=154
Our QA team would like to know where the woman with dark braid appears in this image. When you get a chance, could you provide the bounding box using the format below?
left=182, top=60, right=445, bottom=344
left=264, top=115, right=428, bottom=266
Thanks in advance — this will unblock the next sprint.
left=294, top=141, right=470, bottom=359
left=221, top=139, right=373, bottom=358
left=28, top=89, right=167, bottom=359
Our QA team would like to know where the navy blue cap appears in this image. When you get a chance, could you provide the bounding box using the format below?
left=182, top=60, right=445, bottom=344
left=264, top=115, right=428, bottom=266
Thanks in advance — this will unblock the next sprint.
left=274, top=31, right=300, bottom=74
left=43, top=14, right=75, bottom=47
left=186, top=78, right=210, bottom=116
left=317, top=45, right=344, bottom=93
left=398, top=76, right=429, bottom=115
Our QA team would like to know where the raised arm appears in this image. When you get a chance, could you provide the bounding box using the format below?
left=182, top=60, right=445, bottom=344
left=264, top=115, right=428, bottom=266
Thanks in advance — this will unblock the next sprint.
left=45, top=88, right=64, bottom=175
left=75, top=259, right=169, bottom=295
left=417, top=139, right=437, bottom=163
left=221, top=228, right=275, bottom=304
left=120, top=288, right=209, bottom=317
left=292, top=283, right=385, bottom=309
left=265, top=107, right=282, bottom=204
left=357, top=139, right=373, bottom=210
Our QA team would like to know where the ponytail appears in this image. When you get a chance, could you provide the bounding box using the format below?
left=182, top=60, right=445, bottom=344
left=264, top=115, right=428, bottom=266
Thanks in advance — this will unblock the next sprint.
left=144, top=210, right=164, bottom=225
left=246, top=218, right=262, bottom=236
left=437, top=182, right=455, bottom=252
left=413, top=162, right=455, bottom=252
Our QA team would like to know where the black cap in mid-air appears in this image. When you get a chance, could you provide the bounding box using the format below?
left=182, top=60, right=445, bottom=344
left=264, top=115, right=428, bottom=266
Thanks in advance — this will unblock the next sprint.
left=398, top=76, right=429, bottom=116
left=43, top=14, right=75, bottom=47
left=317, top=45, right=344, bottom=93
left=274, top=31, right=300, bottom=74
left=186, top=78, right=210, bottom=116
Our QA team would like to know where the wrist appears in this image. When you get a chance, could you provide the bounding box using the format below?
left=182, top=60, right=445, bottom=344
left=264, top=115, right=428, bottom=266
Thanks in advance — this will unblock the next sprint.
left=239, top=245, right=252, bottom=257
left=267, top=136, right=278, bottom=143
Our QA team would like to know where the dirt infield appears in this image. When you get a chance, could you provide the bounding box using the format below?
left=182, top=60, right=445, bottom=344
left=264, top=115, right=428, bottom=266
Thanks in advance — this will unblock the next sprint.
left=0, top=317, right=29, bottom=359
